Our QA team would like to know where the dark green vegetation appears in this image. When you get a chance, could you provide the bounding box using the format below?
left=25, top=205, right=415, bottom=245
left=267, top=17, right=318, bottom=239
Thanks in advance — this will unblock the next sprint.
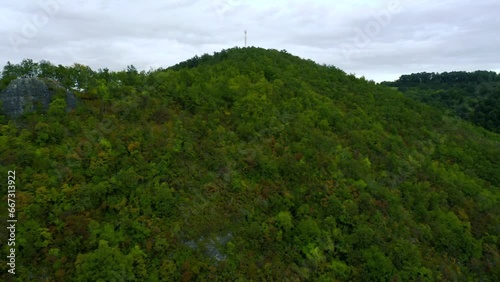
left=1, top=48, right=499, bottom=281
left=382, top=71, right=500, bottom=133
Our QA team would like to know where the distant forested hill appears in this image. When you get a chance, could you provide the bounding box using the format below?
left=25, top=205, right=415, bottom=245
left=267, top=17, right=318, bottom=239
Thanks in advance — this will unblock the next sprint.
left=1, top=48, right=499, bottom=281
left=382, top=71, right=500, bottom=133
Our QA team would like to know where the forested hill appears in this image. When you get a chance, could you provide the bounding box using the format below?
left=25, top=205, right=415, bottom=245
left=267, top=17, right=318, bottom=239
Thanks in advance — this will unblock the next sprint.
left=382, top=71, right=500, bottom=133
left=1, top=48, right=499, bottom=281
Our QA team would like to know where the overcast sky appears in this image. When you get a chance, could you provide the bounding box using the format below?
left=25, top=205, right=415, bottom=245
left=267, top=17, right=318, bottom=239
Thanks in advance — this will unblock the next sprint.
left=1, top=0, right=498, bottom=82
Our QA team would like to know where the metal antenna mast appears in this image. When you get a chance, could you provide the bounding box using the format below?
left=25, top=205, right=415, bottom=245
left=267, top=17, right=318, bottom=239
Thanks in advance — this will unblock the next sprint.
left=244, top=30, right=247, bottom=47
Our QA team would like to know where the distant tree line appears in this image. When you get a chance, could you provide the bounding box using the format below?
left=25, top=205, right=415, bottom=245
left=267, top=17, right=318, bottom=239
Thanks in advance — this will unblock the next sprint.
left=382, top=71, right=500, bottom=133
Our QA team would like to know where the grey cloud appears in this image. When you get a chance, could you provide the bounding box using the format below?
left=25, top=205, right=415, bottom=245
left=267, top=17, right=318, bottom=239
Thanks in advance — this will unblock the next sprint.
left=0, top=0, right=498, bottom=82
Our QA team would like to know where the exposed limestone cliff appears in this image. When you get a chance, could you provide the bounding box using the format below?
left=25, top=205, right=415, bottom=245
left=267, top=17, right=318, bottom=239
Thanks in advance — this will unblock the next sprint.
left=0, top=77, right=77, bottom=118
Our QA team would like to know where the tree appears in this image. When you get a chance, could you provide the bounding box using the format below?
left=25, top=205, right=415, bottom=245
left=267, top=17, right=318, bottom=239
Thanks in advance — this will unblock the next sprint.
left=74, top=240, right=135, bottom=282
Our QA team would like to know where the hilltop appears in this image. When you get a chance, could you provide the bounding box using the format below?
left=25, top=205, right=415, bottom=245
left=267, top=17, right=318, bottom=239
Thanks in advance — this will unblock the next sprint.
left=1, top=48, right=499, bottom=281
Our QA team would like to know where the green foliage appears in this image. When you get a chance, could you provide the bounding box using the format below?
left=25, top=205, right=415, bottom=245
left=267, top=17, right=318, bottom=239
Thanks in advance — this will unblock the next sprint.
left=74, top=240, right=137, bottom=281
left=1, top=48, right=499, bottom=281
left=360, top=246, right=395, bottom=281
left=276, top=211, right=293, bottom=231
left=383, top=71, right=500, bottom=133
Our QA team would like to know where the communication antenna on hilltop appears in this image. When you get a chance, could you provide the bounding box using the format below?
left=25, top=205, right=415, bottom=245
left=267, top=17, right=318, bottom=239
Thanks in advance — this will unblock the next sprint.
left=244, top=30, right=247, bottom=47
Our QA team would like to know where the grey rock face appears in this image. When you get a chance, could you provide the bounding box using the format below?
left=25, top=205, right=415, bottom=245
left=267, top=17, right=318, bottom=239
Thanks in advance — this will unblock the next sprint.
left=0, top=77, right=77, bottom=118
left=66, top=89, right=78, bottom=110
left=1, top=78, right=50, bottom=117
left=185, top=232, right=233, bottom=262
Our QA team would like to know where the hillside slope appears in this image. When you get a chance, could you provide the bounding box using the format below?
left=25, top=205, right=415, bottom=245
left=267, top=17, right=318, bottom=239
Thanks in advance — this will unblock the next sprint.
left=382, top=71, right=500, bottom=133
left=1, top=48, right=499, bottom=281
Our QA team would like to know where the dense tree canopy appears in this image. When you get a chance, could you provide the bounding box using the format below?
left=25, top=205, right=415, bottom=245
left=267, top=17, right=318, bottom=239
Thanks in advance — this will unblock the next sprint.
left=1, top=48, right=499, bottom=281
left=382, top=71, right=500, bottom=133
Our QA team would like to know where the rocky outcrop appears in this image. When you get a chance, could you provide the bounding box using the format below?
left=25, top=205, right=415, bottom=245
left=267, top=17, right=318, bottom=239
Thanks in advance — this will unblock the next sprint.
left=0, top=77, right=77, bottom=118
left=185, top=232, right=233, bottom=262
